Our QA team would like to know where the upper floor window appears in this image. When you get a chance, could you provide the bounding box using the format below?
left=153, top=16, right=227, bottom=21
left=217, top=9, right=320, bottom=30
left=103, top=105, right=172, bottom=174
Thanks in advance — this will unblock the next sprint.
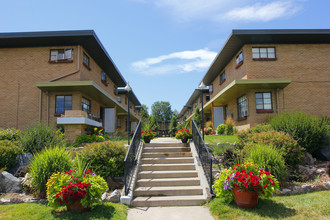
left=55, top=95, right=72, bottom=114
left=252, top=47, right=276, bottom=59
left=236, top=51, right=243, bottom=64
left=50, top=49, right=73, bottom=62
left=101, top=72, right=107, bottom=83
left=220, top=71, right=226, bottom=84
left=256, top=92, right=272, bottom=111
left=209, top=84, right=213, bottom=93
left=83, top=52, right=90, bottom=69
left=117, top=96, right=122, bottom=103
left=238, top=95, right=248, bottom=119
left=82, top=97, right=91, bottom=114
left=206, top=94, right=210, bottom=102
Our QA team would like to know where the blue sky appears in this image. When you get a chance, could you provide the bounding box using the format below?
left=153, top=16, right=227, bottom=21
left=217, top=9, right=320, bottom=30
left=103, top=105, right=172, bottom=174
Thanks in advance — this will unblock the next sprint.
left=1, top=0, right=329, bottom=113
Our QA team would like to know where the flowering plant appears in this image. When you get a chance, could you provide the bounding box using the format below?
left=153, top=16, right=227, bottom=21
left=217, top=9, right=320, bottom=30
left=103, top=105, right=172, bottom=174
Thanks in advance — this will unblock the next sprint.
left=175, top=128, right=192, bottom=140
left=213, top=162, right=279, bottom=203
left=141, top=130, right=156, bottom=140
left=46, top=165, right=107, bottom=209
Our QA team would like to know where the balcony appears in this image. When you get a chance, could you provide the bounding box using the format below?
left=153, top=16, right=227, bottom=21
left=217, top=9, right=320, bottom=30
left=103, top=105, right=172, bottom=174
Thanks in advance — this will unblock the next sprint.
left=57, top=110, right=102, bottom=127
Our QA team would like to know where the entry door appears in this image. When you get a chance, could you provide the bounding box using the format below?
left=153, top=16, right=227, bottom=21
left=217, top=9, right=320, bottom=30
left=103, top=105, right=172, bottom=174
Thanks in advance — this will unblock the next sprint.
left=213, top=106, right=224, bottom=129
left=104, top=108, right=115, bottom=133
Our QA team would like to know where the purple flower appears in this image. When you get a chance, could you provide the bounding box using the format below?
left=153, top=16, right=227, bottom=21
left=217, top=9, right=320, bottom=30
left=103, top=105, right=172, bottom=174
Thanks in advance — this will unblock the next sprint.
left=74, top=178, right=78, bottom=181
left=92, top=173, right=96, bottom=176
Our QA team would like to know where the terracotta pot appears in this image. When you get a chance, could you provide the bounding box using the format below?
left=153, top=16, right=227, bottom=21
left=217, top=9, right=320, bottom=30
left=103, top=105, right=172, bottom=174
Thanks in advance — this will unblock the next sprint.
left=233, top=187, right=258, bottom=209
left=67, top=200, right=90, bottom=212
left=181, top=137, right=188, bottom=143
left=144, top=137, right=151, bottom=143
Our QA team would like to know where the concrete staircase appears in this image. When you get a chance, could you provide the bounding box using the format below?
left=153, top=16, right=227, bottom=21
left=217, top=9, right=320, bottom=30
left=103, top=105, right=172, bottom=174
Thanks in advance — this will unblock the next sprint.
left=131, top=142, right=207, bottom=207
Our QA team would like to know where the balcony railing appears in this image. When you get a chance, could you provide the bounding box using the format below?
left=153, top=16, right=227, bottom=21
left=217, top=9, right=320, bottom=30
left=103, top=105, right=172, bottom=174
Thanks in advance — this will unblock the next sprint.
left=191, top=119, right=213, bottom=194
left=123, top=120, right=142, bottom=195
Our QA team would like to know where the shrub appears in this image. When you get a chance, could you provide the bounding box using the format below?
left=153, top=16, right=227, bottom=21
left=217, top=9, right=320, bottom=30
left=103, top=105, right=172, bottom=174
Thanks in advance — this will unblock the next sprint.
left=0, top=128, right=21, bottom=141
left=78, top=141, right=127, bottom=179
left=269, top=112, right=329, bottom=154
left=76, top=134, right=105, bottom=144
left=217, top=124, right=226, bottom=135
left=237, top=124, right=273, bottom=145
left=0, top=140, right=23, bottom=170
left=213, top=168, right=234, bottom=203
left=205, top=121, right=213, bottom=129
left=205, top=127, right=213, bottom=135
left=244, top=131, right=304, bottom=169
left=21, top=123, right=66, bottom=153
left=29, top=146, right=72, bottom=198
left=224, top=117, right=234, bottom=135
left=244, top=144, right=286, bottom=182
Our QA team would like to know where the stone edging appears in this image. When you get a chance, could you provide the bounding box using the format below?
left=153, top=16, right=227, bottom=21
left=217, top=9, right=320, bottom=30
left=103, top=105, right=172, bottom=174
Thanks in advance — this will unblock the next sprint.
left=276, top=181, right=330, bottom=196
left=0, top=197, right=47, bottom=204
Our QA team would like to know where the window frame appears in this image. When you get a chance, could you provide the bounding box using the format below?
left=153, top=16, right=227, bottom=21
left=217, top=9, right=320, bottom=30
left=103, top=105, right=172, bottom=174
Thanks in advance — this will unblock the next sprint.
left=252, top=47, right=276, bottom=60
left=219, top=71, right=226, bottom=85
left=237, top=95, right=248, bottom=120
left=83, top=52, right=91, bottom=70
left=235, top=51, right=244, bottom=69
left=49, top=48, right=73, bottom=63
left=255, top=92, right=274, bottom=113
left=81, top=97, right=91, bottom=114
left=116, top=118, right=121, bottom=128
left=101, top=72, right=108, bottom=85
left=55, top=95, right=72, bottom=115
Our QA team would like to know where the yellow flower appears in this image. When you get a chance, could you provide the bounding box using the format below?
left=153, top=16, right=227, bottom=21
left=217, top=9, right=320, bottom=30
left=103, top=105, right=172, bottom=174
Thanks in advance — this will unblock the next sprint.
left=94, top=127, right=98, bottom=131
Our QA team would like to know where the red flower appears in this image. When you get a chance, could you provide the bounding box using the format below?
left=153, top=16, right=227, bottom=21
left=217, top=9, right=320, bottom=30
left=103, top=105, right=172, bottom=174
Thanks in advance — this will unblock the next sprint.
left=262, top=191, right=265, bottom=194
left=185, top=129, right=189, bottom=132
left=99, top=126, right=103, bottom=130
left=141, top=131, right=144, bottom=133
left=264, top=184, right=268, bottom=188
left=254, top=187, right=258, bottom=191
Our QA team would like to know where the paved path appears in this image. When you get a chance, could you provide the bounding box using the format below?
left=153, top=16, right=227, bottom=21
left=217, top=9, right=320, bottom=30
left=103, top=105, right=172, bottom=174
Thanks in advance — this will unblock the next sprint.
left=151, top=137, right=181, bottom=143
left=127, top=206, right=214, bottom=220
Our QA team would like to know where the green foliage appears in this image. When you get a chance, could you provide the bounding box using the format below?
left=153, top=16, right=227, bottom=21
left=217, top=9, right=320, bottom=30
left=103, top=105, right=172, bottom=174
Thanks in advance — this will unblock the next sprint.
left=169, top=115, right=178, bottom=137
left=217, top=124, right=226, bottom=135
left=245, top=144, right=286, bottom=181
left=46, top=172, right=71, bottom=208
left=177, top=115, right=189, bottom=130
left=75, top=134, right=105, bottom=144
left=0, top=128, right=21, bottom=141
left=237, top=124, right=273, bottom=145
left=29, top=146, right=72, bottom=198
left=213, top=169, right=234, bottom=203
left=224, top=117, right=235, bottom=135
left=78, top=141, right=127, bottom=179
left=244, top=131, right=305, bottom=169
left=21, top=123, right=66, bottom=153
left=142, top=115, right=158, bottom=132
left=151, top=101, right=173, bottom=122
left=175, top=128, right=192, bottom=140
left=141, top=130, right=156, bottom=140
left=193, top=107, right=202, bottom=128
left=0, top=140, right=23, bottom=170
left=269, top=112, right=329, bottom=153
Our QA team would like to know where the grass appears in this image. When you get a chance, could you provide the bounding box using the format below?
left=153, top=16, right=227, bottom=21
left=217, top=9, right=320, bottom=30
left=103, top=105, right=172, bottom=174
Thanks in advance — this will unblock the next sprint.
left=0, top=202, right=127, bottom=220
left=204, top=135, right=239, bottom=145
left=105, top=136, right=130, bottom=147
left=208, top=190, right=330, bottom=220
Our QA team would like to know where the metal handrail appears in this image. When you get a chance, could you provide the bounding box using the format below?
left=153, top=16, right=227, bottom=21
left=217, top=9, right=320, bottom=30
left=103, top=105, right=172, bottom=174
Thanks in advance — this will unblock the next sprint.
left=191, top=119, right=213, bottom=194
left=123, top=120, right=141, bottom=195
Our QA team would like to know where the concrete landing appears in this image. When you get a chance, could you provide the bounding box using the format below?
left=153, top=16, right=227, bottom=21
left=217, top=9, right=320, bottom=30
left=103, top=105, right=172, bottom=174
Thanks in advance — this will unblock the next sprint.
left=127, top=206, right=214, bottom=220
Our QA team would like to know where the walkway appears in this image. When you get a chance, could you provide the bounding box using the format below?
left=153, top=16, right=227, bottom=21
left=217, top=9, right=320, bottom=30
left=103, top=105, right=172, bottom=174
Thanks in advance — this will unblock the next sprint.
left=127, top=138, right=214, bottom=220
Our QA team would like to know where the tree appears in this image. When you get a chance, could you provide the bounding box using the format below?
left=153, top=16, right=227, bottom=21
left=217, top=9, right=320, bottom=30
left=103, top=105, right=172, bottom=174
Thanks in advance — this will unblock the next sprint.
left=169, top=115, right=178, bottom=137
left=151, top=101, right=173, bottom=122
left=193, top=106, right=202, bottom=129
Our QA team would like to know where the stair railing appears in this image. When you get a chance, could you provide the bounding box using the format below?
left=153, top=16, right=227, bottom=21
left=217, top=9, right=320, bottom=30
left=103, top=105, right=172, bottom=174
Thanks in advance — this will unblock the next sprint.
left=191, top=119, right=213, bottom=194
left=123, top=120, right=142, bottom=196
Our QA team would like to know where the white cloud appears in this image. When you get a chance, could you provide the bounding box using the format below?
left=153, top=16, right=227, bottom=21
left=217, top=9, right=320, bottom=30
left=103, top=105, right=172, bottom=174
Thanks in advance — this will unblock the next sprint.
left=134, top=0, right=301, bottom=23
left=131, top=49, right=217, bottom=76
left=224, top=1, right=300, bottom=22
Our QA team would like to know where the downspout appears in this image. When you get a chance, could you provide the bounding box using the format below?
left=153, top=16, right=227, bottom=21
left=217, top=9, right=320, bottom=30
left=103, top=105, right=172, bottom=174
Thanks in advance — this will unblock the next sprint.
left=276, top=88, right=279, bottom=114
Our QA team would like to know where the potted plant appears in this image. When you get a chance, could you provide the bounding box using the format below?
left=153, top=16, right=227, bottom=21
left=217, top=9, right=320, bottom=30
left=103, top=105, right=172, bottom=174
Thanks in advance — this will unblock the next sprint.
left=46, top=157, right=108, bottom=211
left=213, top=162, right=279, bottom=209
left=141, top=130, right=156, bottom=143
left=175, top=128, right=192, bottom=143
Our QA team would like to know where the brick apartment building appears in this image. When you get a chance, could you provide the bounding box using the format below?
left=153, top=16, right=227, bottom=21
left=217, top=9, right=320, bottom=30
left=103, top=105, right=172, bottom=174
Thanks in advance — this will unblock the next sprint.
left=0, top=30, right=142, bottom=141
left=179, top=29, right=330, bottom=131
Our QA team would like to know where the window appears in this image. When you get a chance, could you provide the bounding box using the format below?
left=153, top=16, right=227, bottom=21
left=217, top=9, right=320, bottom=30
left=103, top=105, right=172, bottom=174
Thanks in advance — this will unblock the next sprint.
left=82, top=97, right=91, bottom=114
left=116, top=118, right=121, bottom=128
left=117, top=96, right=122, bottom=103
left=252, top=47, right=276, bottom=59
left=220, top=71, right=226, bottom=84
left=209, top=84, right=213, bottom=93
left=113, top=86, right=118, bottom=95
left=238, top=95, right=248, bottom=119
left=83, top=52, right=90, bottom=67
left=206, top=94, right=210, bottom=102
left=256, top=92, right=272, bottom=110
left=101, top=72, right=107, bottom=83
left=236, top=51, right=243, bottom=64
left=50, top=49, right=73, bottom=62
left=55, top=95, right=72, bottom=114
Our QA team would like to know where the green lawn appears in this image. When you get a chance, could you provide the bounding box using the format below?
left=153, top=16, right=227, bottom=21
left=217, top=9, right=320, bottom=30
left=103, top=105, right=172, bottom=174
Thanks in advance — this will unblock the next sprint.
left=204, top=135, right=239, bottom=145
left=208, top=190, right=330, bottom=220
left=0, top=202, right=127, bottom=220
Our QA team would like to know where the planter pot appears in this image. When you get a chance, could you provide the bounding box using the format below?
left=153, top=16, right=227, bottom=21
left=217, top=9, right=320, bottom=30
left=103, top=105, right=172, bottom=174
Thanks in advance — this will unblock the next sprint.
left=67, top=200, right=90, bottom=212
left=181, top=137, right=188, bottom=143
left=233, top=187, right=258, bottom=209
left=144, top=137, right=151, bottom=143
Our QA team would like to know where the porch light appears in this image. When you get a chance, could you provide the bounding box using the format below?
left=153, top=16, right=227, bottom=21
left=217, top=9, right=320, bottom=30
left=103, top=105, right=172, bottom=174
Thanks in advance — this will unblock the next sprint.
left=198, top=81, right=207, bottom=90
left=124, top=82, right=132, bottom=92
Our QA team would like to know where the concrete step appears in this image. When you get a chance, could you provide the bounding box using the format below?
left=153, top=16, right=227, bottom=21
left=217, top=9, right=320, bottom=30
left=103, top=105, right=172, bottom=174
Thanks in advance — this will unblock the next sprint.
left=136, top=177, right=200, bottom=187
left=144, top=143, right=187, bottom=148
left=134, top=186, right=203, bottom=196
left=142, top=152, right=192, bottom=158
left=144, top=147, right=190, bottom=153
left=132, top=195, right=206, bottom=207
left=138, top=170, right=198, bottom=179
left=141, top=157, right=194, bottom=164
left=140, top=163, right=195, bottom=171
